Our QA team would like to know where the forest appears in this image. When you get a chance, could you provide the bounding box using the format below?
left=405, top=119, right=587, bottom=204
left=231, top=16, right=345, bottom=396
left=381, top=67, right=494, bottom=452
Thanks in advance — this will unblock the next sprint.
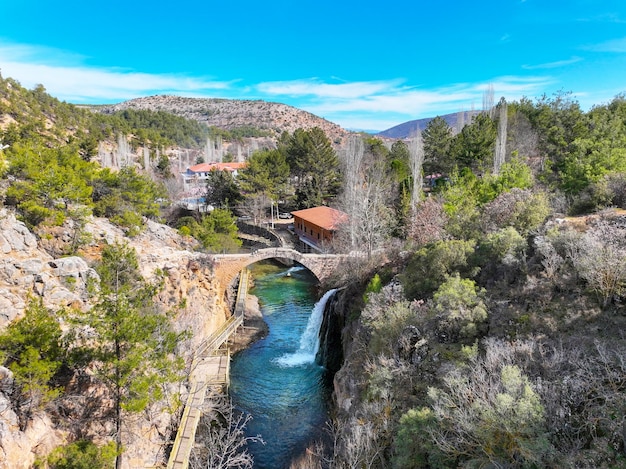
left=1, top=72, right=626, bottom=468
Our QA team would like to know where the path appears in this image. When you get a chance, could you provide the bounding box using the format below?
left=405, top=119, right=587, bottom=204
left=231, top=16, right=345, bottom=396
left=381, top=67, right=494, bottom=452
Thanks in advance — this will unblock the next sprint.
left=166, top=269, right=249, bottom=469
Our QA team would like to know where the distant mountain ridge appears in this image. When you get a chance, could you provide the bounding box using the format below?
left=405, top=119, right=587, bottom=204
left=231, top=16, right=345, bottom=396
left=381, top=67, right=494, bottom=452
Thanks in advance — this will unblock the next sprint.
left=377, top=110, right=480, bottom=139
left=95, top=95, right=350, bottom=143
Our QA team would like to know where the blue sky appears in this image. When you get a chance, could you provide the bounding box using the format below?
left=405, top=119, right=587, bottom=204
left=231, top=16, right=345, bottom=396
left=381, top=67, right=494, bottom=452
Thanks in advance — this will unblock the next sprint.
left=1, top=0, right=625, bottom=132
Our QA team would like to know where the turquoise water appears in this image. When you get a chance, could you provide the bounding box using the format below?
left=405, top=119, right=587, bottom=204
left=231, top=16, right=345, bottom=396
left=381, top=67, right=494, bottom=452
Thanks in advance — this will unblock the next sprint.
left=229, top=262, right=331, bottom=469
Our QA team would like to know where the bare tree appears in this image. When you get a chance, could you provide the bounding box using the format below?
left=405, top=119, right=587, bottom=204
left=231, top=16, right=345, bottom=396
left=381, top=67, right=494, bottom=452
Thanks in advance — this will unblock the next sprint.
left=216, top=135, right=223, bottom=163
left=204, top=138, right=213, bottom=163
left=456, top=109, right=466, bottom=133
left=356, top=178, right=394, bottom=259
left=339, top=135, right=366, bottom=249
left=323, top=396, right=392, bottom=469
left=241, top=193, right=270, bottom=226
left=143, top=146, right=150, bottom=173
left=345, top=159, right=394, bottom=258
left=190, top=391, right=263, bottom=469
left=409, top=196, right=447, bottom=246
left=493, top=97, right=508, bottom=175
left=482, top=83, right=495, bottom=118
left=408, top=131, right=425, bottom=209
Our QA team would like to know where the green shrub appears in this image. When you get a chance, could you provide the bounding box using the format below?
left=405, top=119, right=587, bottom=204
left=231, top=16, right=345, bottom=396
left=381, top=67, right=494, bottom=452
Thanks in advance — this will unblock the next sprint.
left=363, top=273, right=382, bottom=303
left=43, top=440, right=116, bottom=469
left=400, top=239, right=478, bottom=300
left=432, top=274, right=488, bottom=343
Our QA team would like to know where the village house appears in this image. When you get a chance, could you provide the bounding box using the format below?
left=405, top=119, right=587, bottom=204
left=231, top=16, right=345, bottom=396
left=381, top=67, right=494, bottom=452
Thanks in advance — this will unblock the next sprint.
left=181, top=162, right=247, bottom=190
left=291, top=206, right=348, bottom=253
left=179, top=161, right=247, bottom=210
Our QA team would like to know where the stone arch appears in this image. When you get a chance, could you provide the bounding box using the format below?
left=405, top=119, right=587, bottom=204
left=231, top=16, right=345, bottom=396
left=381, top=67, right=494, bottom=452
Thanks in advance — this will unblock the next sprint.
left=213, top=248, right=344, bottom=296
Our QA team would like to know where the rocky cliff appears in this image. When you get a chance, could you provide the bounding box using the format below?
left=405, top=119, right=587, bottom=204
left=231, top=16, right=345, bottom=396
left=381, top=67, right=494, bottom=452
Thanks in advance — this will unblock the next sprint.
left=0, top=208, right=231, bottom=468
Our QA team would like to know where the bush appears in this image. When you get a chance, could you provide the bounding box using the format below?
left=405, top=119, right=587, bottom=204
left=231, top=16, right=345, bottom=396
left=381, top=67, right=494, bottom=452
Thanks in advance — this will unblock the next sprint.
left=176, top=209, right=242, bottom=252
left=431, top=274, right=488, bottom=343
left=393, top=408, right=443, bottom=469
left=570, top=221, right=626, bottom=307
left=400, top=239, right=478, bottom=300
left=0, top=298, right=66, bottom=426
left=363, top=273, right=382, bottom=303
left=480, top=226, right=526, bottom=264
left=43, top=440, right=116, bottom=469
left=481, top=188, right=550, bottom=235
left=405, top=340, right=554, bottom=468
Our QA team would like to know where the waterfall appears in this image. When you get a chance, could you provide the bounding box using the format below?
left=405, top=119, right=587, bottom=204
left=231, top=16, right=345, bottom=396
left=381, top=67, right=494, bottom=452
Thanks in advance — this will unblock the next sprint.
left=276, top=288, right=338, bottom=367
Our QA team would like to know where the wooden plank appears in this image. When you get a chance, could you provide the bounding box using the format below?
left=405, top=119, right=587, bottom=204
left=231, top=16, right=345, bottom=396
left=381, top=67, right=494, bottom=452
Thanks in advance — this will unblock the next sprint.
left=167, top=268, right=248, bottom=469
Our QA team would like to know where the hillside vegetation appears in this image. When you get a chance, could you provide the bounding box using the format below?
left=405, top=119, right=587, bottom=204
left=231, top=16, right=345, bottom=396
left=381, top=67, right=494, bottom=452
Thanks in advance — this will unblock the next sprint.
left=94, top=95, right=349, bottom=143
left=1, top=73, right=626, bottom=468
left=315, top=93, right=626, bottom=469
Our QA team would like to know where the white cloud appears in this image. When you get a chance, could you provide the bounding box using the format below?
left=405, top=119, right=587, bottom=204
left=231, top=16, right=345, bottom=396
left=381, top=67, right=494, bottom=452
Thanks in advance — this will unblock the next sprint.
left=522, top=56, right=583, bottom=70
left=256, top=78, right=405, bottom=99
left=583, top=37, right=626, bottom=53
left=0, top=43, right=233, bottom=103
left=0, top=41, right=556, bottom=131
left=263, top=76, right=552, bottom=131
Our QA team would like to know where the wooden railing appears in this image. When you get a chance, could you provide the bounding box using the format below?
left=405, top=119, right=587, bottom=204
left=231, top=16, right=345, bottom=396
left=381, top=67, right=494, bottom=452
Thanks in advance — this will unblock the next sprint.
left=166, top=269, right=249, bottom=469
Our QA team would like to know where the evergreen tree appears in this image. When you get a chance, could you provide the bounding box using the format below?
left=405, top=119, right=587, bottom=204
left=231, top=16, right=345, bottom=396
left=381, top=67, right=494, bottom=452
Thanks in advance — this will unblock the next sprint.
left=238, top=149, right=289, bottom=200
left=422, top=116, right=454, bottom=175
left=451, top=112, right=497, bottom=172
left=204, top=169, right=242, bottom=210
left=79, top=243, right=183, bottom=469
left=284, top=127, right=342, bottom=208
left=0, top=297, right=66, bottom=427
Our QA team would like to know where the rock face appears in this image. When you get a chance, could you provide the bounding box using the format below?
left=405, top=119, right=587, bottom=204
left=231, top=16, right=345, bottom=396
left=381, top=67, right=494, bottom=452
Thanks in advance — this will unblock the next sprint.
left=0, top=209, right=231, bottom=468
left=0, top=209, right=93, bottom=323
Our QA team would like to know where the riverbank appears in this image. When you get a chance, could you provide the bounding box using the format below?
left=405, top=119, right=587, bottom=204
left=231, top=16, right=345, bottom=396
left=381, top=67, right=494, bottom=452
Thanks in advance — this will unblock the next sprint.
left=229, top=293, right=269, bottom=354
left=229, top=262, right=330, bottom=468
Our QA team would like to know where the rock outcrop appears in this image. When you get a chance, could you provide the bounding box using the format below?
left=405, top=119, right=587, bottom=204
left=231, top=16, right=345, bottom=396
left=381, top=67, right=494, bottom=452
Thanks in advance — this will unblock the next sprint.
left=0, top=209, right=231, bottom=468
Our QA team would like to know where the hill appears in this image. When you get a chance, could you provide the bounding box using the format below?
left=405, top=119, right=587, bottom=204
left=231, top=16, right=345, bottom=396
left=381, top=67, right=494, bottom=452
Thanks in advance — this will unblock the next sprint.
left=377, top=110, right=480, bottom=139
left=95, top=95, right=350, bottom=144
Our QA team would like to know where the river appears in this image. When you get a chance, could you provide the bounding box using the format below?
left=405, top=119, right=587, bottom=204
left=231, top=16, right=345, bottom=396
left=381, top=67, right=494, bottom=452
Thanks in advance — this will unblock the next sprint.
left=229, top=261, right=334, bottom=468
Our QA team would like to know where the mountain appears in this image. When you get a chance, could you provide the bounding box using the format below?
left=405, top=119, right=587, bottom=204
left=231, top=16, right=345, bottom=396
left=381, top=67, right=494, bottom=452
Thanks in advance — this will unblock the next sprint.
left=95, top=95, right=350, bottom=143
left=376, top=110, right=480, bottom=139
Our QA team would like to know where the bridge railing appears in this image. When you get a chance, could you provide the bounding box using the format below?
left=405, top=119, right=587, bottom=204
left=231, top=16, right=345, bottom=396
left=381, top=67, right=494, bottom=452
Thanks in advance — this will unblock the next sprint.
left=195, top=269, right=247, bottom=359
left=167, top=270, right=249, bottom=469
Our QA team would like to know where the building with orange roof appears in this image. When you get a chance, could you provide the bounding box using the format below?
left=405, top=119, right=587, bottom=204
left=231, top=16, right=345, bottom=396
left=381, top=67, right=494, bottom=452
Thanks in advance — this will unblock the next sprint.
left=291, top=206, right=348, bottom=253
left=181, top=161, right=247, bottom=190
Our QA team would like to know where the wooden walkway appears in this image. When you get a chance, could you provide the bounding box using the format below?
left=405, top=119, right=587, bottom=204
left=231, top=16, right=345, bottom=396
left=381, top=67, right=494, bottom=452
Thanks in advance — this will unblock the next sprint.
left=166, top=269, right=249, bottom=469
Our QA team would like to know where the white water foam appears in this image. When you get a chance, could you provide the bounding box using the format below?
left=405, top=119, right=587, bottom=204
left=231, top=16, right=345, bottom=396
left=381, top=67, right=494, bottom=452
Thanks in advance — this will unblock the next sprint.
left=275, top=288, right=338, bottom=367
left=265, top=265, right=306, bottom=280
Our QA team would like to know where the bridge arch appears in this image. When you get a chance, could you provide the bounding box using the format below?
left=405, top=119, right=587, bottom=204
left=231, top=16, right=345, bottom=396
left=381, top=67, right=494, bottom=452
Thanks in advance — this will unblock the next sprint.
left=212, top=248, right=343, bottom=294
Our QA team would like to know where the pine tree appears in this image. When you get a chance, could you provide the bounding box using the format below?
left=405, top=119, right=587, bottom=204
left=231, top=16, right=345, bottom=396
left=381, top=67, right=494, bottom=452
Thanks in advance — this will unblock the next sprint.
left=79, top=243, right=184, bottom=469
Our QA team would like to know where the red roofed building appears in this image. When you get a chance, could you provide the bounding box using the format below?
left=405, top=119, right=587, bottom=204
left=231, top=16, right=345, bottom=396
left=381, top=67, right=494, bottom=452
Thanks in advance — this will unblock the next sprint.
left=291, top=206, right=348, bottom=253
left=182, top=162, right=247, bottom=190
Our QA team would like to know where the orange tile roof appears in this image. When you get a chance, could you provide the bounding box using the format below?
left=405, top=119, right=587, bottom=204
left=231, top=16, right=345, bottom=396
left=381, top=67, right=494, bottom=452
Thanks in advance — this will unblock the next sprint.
left=291, top=206, right=348, bottom=231
left=188, top=162, right=247, bottom=173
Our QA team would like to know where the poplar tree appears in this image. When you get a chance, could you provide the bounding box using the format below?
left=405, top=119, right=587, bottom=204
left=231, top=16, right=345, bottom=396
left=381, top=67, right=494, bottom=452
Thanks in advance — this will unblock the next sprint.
left=408, top=132, right=425, bottom=209
left=494, top=98, right=508, bottom=175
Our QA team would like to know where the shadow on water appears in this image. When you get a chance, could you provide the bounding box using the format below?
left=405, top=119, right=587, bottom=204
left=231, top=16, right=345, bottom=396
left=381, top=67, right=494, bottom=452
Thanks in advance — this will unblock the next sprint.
left=229, top=261, right=332, bottom=469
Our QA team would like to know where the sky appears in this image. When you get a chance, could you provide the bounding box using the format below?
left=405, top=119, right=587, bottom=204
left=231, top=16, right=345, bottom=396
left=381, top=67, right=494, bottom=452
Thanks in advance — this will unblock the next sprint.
left=1, top=0, right=625, bottom=132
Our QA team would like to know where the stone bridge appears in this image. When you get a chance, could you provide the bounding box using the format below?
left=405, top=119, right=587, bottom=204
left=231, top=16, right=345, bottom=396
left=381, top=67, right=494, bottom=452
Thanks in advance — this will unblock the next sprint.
left=212, top=247, right=346, bottom=291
